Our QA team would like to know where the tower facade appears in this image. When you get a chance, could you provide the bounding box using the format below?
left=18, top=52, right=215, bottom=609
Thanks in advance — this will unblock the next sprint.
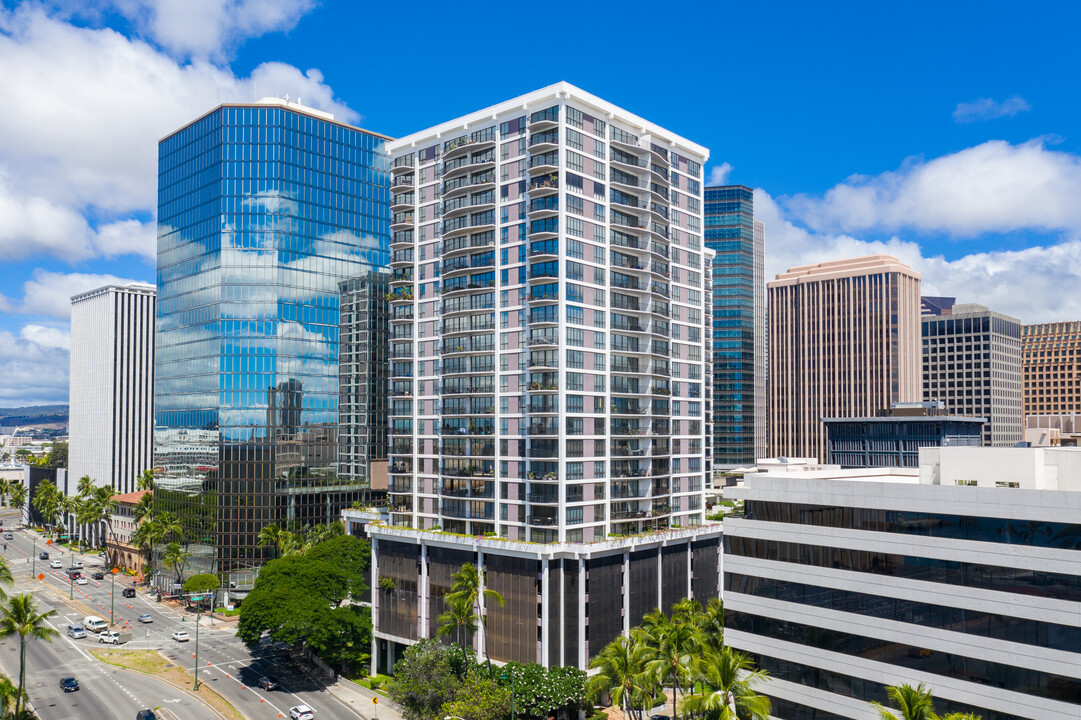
left=1023, top=321, right=1081, bottom=418
left=154, top=99, right=390, bottom=588
left=703, top=185, right=766, bottom=466
left=371, top=83, right=721, bottom=671
left=767, top=255, right=922, bottom=462
left=922, top=302, right=1023, bottom=446
left=69, top=283, right=156, bottom=494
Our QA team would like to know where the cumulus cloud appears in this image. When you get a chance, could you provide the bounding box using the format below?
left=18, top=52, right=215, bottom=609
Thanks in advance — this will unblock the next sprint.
left=784, top=139, right=1081, bottom=238
left=9, top=270, right=149, bottom=319
left=758, top=187, right=1081, bottom=324
left=0, top=5, right=355, bottom=262
left=0, top=327, right=70, bottom=405
left=707, top=162, right=733, bottom=186
left=953, top=96, right=1031, bottom=123
left=20, top=324, right=70, bottom=350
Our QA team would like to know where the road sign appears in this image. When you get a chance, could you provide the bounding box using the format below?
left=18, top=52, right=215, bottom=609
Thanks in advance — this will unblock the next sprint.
left=36, top=573, right=43, bottom=581
left=145, top=629, right=151, bottom=638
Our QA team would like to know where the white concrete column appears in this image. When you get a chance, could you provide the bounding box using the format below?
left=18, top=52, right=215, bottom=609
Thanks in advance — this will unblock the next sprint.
left=540, top=557, right=550, bottom=666
left=370, top=536, right=379, bottom=676
left=657, top=545, right=663, bottom=610
left=686, top=540, right=693, bottom=599
left=578, top=557, right=586, bottom=668
left=622, top=550, right=630, bottom=636
left=419, top=541, right=429, bottom=639
left=477, top=549, right=485, bottom=658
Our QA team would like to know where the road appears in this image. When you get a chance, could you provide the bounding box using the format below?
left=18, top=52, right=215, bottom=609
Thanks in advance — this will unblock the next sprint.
left=0, top=511, right=376, bottom=720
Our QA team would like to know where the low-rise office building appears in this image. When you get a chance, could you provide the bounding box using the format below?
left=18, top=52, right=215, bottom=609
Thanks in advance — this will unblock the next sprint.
left=823, top=402, right=984, bottom=468
left=724, top=446, right=1081, bottom=720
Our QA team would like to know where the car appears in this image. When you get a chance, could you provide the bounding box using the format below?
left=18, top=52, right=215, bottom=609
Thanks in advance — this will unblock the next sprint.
left=289, top=705, right=315, bottom=720
left=67, top=624, right=86, bottom=639
left=40, top=551, right=48, bottom=560
left=137, top=614, right=153, bottom=624
left=66, top=569, right=81, bottom=578
left=72, top=560, right=83, bottom=569
left=98, top=631, right=122, bottom=645
left=49, top=559, right=62, bottom=569
left=76, top=577, right=88, bottom=585
left=122, top=588, right=136, bottom=598
left=648, top=716, right=671, bottom=720
left=91, top=572, right=104, bottom=580
left=257, top=676, right=280, bottom=691
left=3, top=534, right=11, bottom=540
left=59, top=676, right=79, bottom=692
left=171, top=630, right=190, bottom=642
left=136, top=711, right=158, bottom=720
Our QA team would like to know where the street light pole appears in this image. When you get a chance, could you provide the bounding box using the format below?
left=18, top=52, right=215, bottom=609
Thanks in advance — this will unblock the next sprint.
left=193, top=601, right=201, bottom=691
left=68, top=556, right=73, bottom=600
left=30, top=538, right=34, bottom=578
left=110, top=568, right=118, bottom=626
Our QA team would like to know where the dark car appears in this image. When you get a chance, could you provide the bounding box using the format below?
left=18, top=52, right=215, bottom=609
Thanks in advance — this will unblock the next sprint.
left=59, top=676, right=79, bottom=692
left=91, top=572, right=104, bottom=580
left=136, top=711, right=158, bottom=720
left=122, top=588, right=136, bottom=598
left=39, top=551, right=49, bottom=560
left=258, top=676, right=281, bottom=691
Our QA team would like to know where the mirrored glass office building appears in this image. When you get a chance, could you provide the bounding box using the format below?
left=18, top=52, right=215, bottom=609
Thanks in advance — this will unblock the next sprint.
left=154, top=99, right=390, bottom=592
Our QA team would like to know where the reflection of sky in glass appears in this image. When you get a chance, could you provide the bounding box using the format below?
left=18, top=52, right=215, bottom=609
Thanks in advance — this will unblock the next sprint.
left=154, top=104, right=389, bottom=570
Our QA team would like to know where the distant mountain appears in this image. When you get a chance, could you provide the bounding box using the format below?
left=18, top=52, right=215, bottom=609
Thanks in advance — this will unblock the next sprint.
left=0, top=405, right=68, bottom=429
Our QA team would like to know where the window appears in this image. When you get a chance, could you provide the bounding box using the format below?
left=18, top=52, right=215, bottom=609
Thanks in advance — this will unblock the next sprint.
left=593, top=118, right=606, bottom=137
left=567, top=442, right=583, bottom=459
left=566, top=128, right=583, bottom=150
left=594, top=310, right=606, bottom=328
left=567, top=372, right=584, bottom=391
left=568, top=260, right=583, bottom=280
left=566, top=507, right=584, bottom=525
left=567, top=350, right=584, bottom=369
left=567, top=150, right=584, bottom=172
left=568, top=217, right=584, bottom=237
left=567, top=417, right=583, bottom=435
left=567, top=195, right=584, bottom=216
left=566, top=106, right=584, bottom=129
left=567, top=395, right=584, bottom=412
left=594, top=203, right=605, bottom=221
left=567, top=306, right=584, bottom=324
left=593, top=375, right=605, bottom=392
left=593, top=353, right=605, bottom=370
left=593, top=332, right=605, bottom=349
left=568, top=328, right=584, bottom=346
left=567, top=283, right=583, bottom=302
left=594, top=245, right=606, bottom=264
left=568, top=238, right=584, bottom=258
left=593, top=139, right=605, bottom=159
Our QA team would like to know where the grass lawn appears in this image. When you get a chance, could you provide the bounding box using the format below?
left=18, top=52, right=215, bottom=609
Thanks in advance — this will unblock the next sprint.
left=91, top=648, right=245, bottom=720
left=344, top=671, right=393, bottom=695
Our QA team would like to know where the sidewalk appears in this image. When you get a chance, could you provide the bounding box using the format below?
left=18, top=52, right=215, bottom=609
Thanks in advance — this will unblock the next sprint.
left=325, top=677, right=405, bottom=720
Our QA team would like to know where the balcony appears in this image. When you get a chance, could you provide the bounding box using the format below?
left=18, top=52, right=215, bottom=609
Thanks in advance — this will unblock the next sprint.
left=442, top=420, right=495, bottom=436
left=391, top=193, right=414, bottom=212
left=386, top=288, right=414, bottom=303
left=391, top=230, right=414, bottom=247
left=389, top=480, right=413, bottom=494
left=390, top=212, right=414, bottom=230
left=527, top=421, right=559, bottom=436
left=529, top=106, right=559, bottom=129
left=390, top=173, right=414, bottom=192
left=529, top=174, right=559, bottom=196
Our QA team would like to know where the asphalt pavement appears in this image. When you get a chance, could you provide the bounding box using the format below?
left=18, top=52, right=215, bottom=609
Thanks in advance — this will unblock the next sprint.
left=0, top=510, right=384, bottom=720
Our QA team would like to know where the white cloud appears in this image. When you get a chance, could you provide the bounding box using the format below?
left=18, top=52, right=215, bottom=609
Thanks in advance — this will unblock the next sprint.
left=105, top=0, right=316, bottom=61
left=758, top=187, right=1081, bottom=325
left=11, top=270, right=148, bottom=320
left=953, top=96, right=1031, bottom=123
left=20, top=324, right=70, bottom=350
left=707, top=162, right=733, bottom=186
left=0, top=5, right=355, bottom=262
left=0, top=327, right=70, bottom=405
left=784, top=139, right=1081, bottom=238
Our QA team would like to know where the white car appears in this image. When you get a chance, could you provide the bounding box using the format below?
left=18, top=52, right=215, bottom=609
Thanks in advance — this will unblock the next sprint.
left=49, top=560, right=62, bottom=569
left=289, top=705, right=315, bottom=720
left=171, top=630, right=190, bottom=642
left=76, top=577, right=88, bottom=585
left=72, top=560, right=83, bottom=569
left=98, top=631, right=121, bottom=645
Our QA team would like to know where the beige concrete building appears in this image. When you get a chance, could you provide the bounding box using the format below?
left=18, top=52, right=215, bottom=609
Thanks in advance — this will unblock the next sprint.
left=1023, top=321, right=1081, bottom=418
left=768, top=255, right=922, bottom=461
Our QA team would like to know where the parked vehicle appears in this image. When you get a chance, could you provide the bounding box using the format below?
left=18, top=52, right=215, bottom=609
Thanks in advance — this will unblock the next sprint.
left=83, top=616, right=108, bottom=633
left=3, top=533, right=11, bottom=540
left=59, top=676, right=79, bottom=692
left=98, top=631, right=122, bottom=645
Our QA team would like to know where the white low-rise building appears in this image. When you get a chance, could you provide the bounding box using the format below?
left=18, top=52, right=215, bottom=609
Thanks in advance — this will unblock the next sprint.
left=724, top=446, right=1081, bottom=720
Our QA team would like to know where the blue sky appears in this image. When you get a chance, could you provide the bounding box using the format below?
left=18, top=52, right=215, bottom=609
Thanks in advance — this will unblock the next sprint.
left=1, top=0, right=1080, bottom=405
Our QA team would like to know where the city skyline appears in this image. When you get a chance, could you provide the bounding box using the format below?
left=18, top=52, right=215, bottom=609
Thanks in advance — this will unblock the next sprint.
left=3, top=1, right=1081, bottom=406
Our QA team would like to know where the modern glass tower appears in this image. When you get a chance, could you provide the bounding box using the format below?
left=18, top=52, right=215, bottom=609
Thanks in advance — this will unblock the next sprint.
left=154, top=99, right=390, bottom=591
left=704, top=185, right=765, bottom=466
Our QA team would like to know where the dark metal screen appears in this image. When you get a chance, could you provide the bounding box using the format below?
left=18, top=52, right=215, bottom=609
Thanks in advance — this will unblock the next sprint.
left=586, top=553, right=624, bottom=658
left=691, top=538, right=720, bottom=601
left=485, top=554, right=540, bottom=664
left=563, top=560, right=580, bottom=666
left=661, top=544, right=688, bottom=613
left=628, top=549, right=659, bottom=628
left=427, top=546, right=475, bottom=642
left=377, top=540, right=419, bottom=640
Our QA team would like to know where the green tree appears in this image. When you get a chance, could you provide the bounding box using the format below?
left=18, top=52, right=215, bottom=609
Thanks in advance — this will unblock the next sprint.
left=183, top=573, right=221, bottom=594
left=0, top=594, right=58, bottom=719
left=440, top=667, right=511, bottom=720
left=0, top=478, right=11, bottom=507
left=436, top=593, right=477, bottom=648
left=45, top=441, right=67, bottom=468
left=132, top=492, right=154, bottom=523
left=0, top=674, right=27, bottom=717
left=447, top=562, right=504, bottom=672
left=161, top=542, right=192, bottom=585
left=680, top=645, right=771, bottom=720
left=502, top=662, right=586, bottom=720
left=587, top=633, right=650, bottom=720
left=640, top=607, right=698, bottom=713
left=91, top=485, right=118, bottom=549
left=8, top=484, right=26, bottom=516
left=387, top=640, right=473, bottom=720
left=30, top=480, right=60, bottom=535
left=871, top=683, right=954, bottom=720
left=136, top=469, right=156, bottom=492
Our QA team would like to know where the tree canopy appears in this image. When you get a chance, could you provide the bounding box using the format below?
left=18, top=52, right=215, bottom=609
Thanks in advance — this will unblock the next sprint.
left=237, top=533, right=371, bottom=672
left=183, top=573, right=221, bottom=594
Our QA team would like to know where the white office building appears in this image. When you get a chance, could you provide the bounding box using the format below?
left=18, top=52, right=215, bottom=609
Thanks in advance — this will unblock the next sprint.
left=372, top=82, right=722, bottom=671
left=69, top=283, right=156, bottom=494
left=724, top=446, right=1081, bottom=720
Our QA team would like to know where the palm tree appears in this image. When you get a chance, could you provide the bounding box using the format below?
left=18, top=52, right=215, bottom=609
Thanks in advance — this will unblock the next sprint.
left=161, top=542, right=192, bottom=585
left=31, top=481, right=62, bottom=536
left=871, top=684, right=952, bottom=720
left=60, top=495, right=81, bottom=547
left=435, top=593, right=477, bottom=648
left=132, top=492, right=154, bottom=523
left=136, top=469, right=155, bottom=492
left=700, top=597, right=724, bottom=647
left=587, top=633, right=650, bottom=720
left=640, top=608, right=699, bottom=714
left=446, top=562, right=504, bottom=672
left=0, top=478, right=11, bottom=507
left=257, top=523, right=285, bottom=558
left=76, top=476, right=95, bottom=547
left=681, top=645, right=771, bottom=720
left=91, top=485, right=118, bottom=550
left=0, top=674, right=27, bottom=717
left=0, top=594, right=58, bottom=719
left=8, top=484, right=27, bottom=519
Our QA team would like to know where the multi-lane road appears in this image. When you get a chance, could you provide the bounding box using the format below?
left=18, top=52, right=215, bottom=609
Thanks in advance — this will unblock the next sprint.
left=0, top=510, right=377, bottom=720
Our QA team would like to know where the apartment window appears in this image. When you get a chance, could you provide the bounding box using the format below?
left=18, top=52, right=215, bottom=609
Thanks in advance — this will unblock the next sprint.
left=593, top=353, right=605, bottom=370
left=593, top=139, right=605, bottom=159
left=594, top=246, right=606, bottom=264
left=568, top=217, right=584, bottom=237
left=594, top=289, right=606, bottom=307
left=567, top=442, right=584, bottom=459
left=567, top=284, right=584, bottom=302
left=567, top=150, right=584, bottom=172
left=593, top=223, right=605, bottom=243
left=594, top=375, right=605, bottom=392
left=566, top=507, right=584, bottom=525
left=566, top=128, right=583, bottom=150
left=594, top=311, right=606, bottom=328
left=567, top=350, right=584, bottom=369
left=567, top=306, right=584, bottom=325
left=593, top=118, right=606, bottom=137
left=568, top=238, right=584, bottom=259
left=567, top=395, right=584, bottom=412
left=568, top=328, right=584, bottom=347
left=567, top=417, right=584, bottom=435
left=594, top=203, right=605, bottom=221
left=568, top=261, right=583, bottom=280
left=566, top=106, right=584, bottom=129
left=567, top=195, right=584, bottom=216
left=593, top=332, right=605, bottom=349
left=567, top=372, right=584, bottom=391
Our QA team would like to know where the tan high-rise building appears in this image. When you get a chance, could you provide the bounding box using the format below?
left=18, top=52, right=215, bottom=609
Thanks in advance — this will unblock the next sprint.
left=768, top=255, right=922, bottom=461
left=1023, top=321, right=1081, bottom=417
